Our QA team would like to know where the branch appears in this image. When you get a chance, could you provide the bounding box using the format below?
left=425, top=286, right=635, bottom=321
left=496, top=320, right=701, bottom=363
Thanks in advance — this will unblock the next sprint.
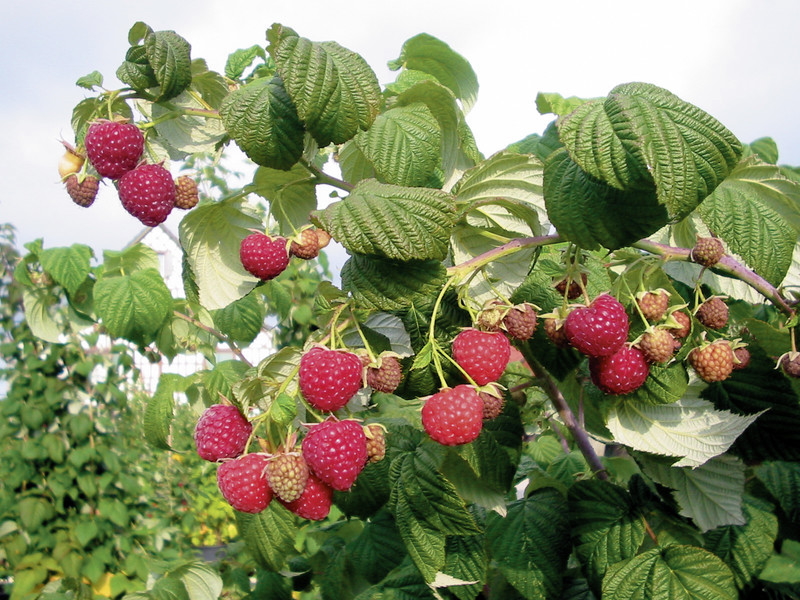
left=301, top=158, right=355, bottom=193
left=173, top=310, right=253, bottom=369
left=633, top=238, right=796, bottom=317
left=447, top=233, right=563, bottom=278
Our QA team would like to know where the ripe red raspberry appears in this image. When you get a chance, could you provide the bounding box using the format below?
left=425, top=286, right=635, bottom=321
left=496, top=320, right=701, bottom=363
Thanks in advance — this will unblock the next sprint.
left=239, top=232, right=290, bottom=281
left=117, top=163, right=176, bottom=226
left=299, top=346, right=363, bottom=411
left=733, top=346, right=751, bottom=370
left=174, top=175, right=199, bottom=210
left=691, top=236, right=725, bottom=267
left=637, top=328, right=675, bottom=364
left=84, top=120, right=144, bottom=179
left=194, top=404, right=252, bottom=462
left=637, top=290, right=670, bottom=322
left=421, top=385, right=484, bottom=446
left=779, top=352, right=800, bottom=378
left=302, top=418, right=368, bottom=491
left=65, top=174, right=99, bottom=207
left=669, top=310, right=692, bottom=339
left=688, top=340, right=734, bottom=382
left=695, top=297, right=729, bottom=330
left=216, top=453, right=273, bottom=514
left=452, top=328, right=511, bottom=385
left=363, top=423, right=386, bottom=463
left=366, top=354, right=403, bottom=393
left=280, top=473, right=333, bottom=521
left=555, top=273, right=587, bottom=300
left=289, top=228, right=322, bottom=260
left=503, top=303, right=538, bottom=341
left=589, top=346, right=650, bottom=395
left=544, top=317, right=570, bottom=348
left=479, top=384, right=505, bottom=420
left=266, top=451, right=309, bottom=503
left=564, top=293, right=629, bottom=357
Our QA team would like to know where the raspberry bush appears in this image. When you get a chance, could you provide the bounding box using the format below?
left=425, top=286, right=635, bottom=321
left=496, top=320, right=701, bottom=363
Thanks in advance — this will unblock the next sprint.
left=15, top=20, right=800, bottom=599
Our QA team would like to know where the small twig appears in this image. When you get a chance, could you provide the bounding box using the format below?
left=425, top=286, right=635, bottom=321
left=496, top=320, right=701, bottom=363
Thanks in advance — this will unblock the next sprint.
left=173, top=310, right=253, bottom=368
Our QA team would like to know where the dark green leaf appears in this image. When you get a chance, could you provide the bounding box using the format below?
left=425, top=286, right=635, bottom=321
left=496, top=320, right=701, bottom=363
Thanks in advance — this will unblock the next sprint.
left=39, top=245, right=93, bottom=296
left=348, top=509, right=407, bottom=584
left=236, top=502, right=297, bottom=571
left=211, top=292, right=265, bottom=344
left=225, top=45, right=267, bottom=80
left=144, top=374, right=183, bottom=450
left=145, top=30, right=193, bottom=101
left=117, top=44, right=159, bottom=91
left=755, top=461, right=800, bottom=522
left=76, top=71, right=103, bottom=90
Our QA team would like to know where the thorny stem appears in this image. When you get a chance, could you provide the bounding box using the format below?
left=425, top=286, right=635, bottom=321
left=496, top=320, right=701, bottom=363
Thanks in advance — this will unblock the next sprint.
left=173, top=310, right=253, bottom=368
left=632, top=238, right=796, bottom=317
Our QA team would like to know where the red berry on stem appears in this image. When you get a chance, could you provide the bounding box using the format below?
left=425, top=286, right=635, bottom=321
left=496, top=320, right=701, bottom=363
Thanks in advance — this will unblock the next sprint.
left=239, top=232, right=290, bottom=281
left=421, top=385, right=484, bottom=446
left=84, top=120, right=144, bottom=180
left=281, top=473, right=333, bottom=521
left=452, top=328, right=511, bottom=385
left=117, top=163, right=176, bottom=226
left=589, top=346, right=650, bottom=395
left=565, top=293, right=629, bottom=357
left=298, top=346, right=363, bottom=411
left=194, top=404, right=252, bottom=462
left=302, top=418, right=368, bottom=491
left=217, top=453, right=273, bottom=514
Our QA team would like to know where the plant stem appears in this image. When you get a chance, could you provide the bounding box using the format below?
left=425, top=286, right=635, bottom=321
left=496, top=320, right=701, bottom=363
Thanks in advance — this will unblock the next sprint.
left=524, top=352, right=609, bottom=481
left=633, top=238, right=796, bottom=317
left=447, top=233, right=563, bottom=277
left=301, top=158, right=354, bottom=193
left=173, top=310, right=253, bottom=368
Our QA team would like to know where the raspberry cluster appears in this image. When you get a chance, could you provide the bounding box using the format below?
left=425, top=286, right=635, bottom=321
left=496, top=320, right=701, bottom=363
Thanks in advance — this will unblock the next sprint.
left=239, top=227, right=332, bottom=282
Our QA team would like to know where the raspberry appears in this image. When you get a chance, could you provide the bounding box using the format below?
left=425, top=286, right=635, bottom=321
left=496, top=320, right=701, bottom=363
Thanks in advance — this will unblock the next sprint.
left=637, top=290, right=670, bottom=322
left=479, top=384, right=505, bottom=420
left=695, top=297, right=729, bottom=330
left=315, top=229, right=332, bottom=250
left=289, top=229, right=322, bottom=260
left=476, top=300, right=505, bottom=332
left=452, top=328, right=511, bottom=385
left=194, top=404, right=252, bottom=462
left=84, top=120, right=144, bottom=179
left=421, top=385, right=484, bottom=446
left=780, top=352, right=800, bottom=378
left=688, top=340, right=734, bottom=382
left=503, top=303, right=538, bottom=341
left=65, top=174, right=99, bottom=207
left=298, top=346, right=363, bottom=411
left=117, top=163, right=176, bottom=226
left=58, top=142, right=85, bottom=179
left=302, top=418, right=368, bottom=491
left=266, top=451, right=309, bottom=503
left=691, top=236, right=725, bottom=267
left=637, top=328, right=675, bottom=364
left=555, top=273, right=587, bottom=300
left=366, top=354, right=403, bottom=393
left=589, top=346, right=650, bottom=395
left=216, top=453, right=273, bottom=514
left=239, top=232, right=290, bottom=281
left=280, top=473, right=333, bottom=521
left=544, top=317, right=570, bottom=348
left=733, top=347, right=751, bottom=370
left=669, top=311, right=692, bottom=339
left=363, top=423, right=386, bottom=463
left=174, top=175, right=199, bottom=210
left=564, top=294, right=629, bottom=357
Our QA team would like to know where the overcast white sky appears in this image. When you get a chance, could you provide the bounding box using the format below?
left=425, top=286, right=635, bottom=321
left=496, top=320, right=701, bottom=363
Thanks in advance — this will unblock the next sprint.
left=3, top=0, right=799, bottom=263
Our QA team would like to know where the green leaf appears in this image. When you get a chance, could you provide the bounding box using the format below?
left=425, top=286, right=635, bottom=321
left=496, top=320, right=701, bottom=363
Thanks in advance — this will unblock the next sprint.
left=117, top=44, right=159, bottom=91
left=76, top=70, right=103, bottom=90
left=152, top=577, right=191, bottom=600
left=760, top=539, right=800, bottom=584
left=639, top=453, right=747, bottom=532
left=22, top=287, right=66, bottom=343
left=202, top=360, right=251, bottom=403
left=747, top=137, right=779, bottom=164
left=143, top=91, right=227, bottom=158
left=145, top=30, right=193, bottom=101
left=341, top=254, right=447, bottom=312
left=440, top=535, right=486, bottom=600
left=75, top=520, right=99, bottom=548
left=755, top=461, right=800, bottom=521
left=39, top=245, right=93, bottom=296
left=312, top=179, right=455, bottom=261
left=247, top=163, right=317, bottom=236
left=225, top=45, right=267, bottom=80
left=569, top=480, right=646, bottom=587
left=392, top=495, right=446, bottom=582
left=698, top=157, right=800, bottom=285
left=144, top=374, right=183, bottom=450
left=389, top=33, right=479, bottom=114
left=485, top=489, right=571, bottom=600
left=101, top=242, right=160, bottom=276
left=339, top=140, right=378, bottom=185
left=94, top=268, right=172, bottom=346
left=178, top=197, right=262, bottom=310
left=269, top=24, right=381, bottom=146
left=18, top=497, right=55, bottom=530
left=704, top=496, right=779, bottom=590
left=623, top=361, right=690, bottom=405
left=544, top=148, right=669, bottom=250
left=558, top=82, right=742, bottom=220
left=353, top=103, right=442, bottom=187
left=219, top=76, right=305, bottom=170
left=167, top=562, right=224, bottom=600
left=349, top=509, right=407, bottom=584
left=606, top=395, right=765, bottom=468
left=341, top=312, right=414, bottom=358
left=602, top=545, right=737, bottom=600
left=236, top=503, right=297, bottom=571
left=536, top=91, right=599, bottom=117
left=211, top=292, right=265, bottom=344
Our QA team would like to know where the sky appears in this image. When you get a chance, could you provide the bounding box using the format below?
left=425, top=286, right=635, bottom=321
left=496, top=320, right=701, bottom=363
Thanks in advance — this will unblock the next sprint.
left=3, top=0, right=799, bottom=267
